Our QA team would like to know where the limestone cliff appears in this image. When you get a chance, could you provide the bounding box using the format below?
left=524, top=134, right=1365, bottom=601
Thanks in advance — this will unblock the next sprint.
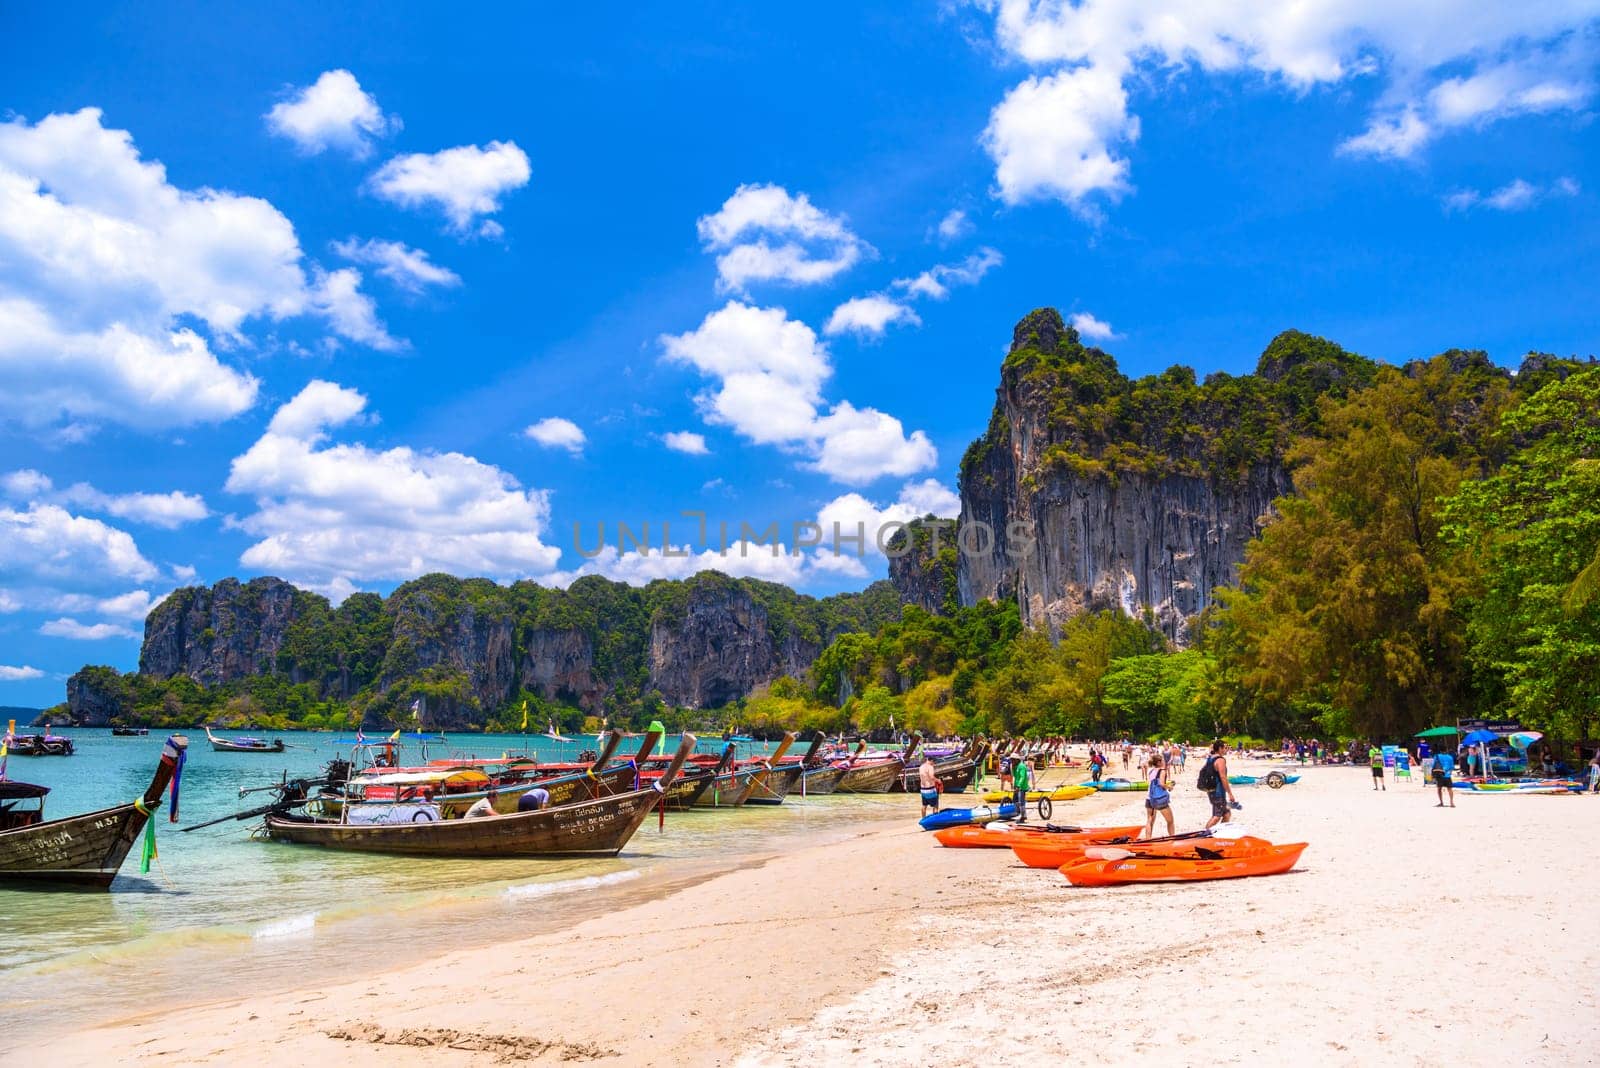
left=937, top=309, right=1379, bottom=644
left=97, top=571, right=901, bottom=726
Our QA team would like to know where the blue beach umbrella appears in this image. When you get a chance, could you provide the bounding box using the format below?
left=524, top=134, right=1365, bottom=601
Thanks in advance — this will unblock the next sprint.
left=1462, top=730, right=1498, bottom=780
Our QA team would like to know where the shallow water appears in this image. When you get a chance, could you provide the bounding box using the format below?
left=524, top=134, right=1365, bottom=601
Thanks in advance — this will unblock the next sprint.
left=0, top=729, right=919, bottom=1037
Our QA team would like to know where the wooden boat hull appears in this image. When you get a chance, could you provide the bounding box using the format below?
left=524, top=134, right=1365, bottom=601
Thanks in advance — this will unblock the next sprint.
left=837, top=760, right=903, bottom=794
left=659, top=771, right=715, bottom=810
left=744, top=764, right=802, bottom=805
left=692, top=767, right=759, bottom=807
left=0, top=735, right=186, bottom=889
left=266, top=784, right=667, bottom=857
left=901, top=759, right=980, bottom=794
left=800, top=764, right=847, bottom=795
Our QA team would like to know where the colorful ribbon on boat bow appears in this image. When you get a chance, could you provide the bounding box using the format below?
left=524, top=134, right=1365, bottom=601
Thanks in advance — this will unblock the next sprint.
left=168, top=740, right=186, bottom=823
left=135, top=798, right=157, bottom=874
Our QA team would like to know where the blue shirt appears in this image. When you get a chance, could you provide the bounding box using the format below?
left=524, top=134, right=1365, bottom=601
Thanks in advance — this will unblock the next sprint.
left=1433, top=753, right=1455, bottom=774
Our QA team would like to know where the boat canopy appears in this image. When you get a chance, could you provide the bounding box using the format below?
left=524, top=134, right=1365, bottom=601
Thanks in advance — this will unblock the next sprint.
left=0, top=781, right=49, bottom=800
left=350, top=769, right=491, bottom=789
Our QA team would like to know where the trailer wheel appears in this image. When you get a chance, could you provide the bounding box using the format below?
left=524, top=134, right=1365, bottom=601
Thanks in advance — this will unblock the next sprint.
left=1036, top=797, right=1053, bottom=821
left=1266, top=771, right=1286, bottom=789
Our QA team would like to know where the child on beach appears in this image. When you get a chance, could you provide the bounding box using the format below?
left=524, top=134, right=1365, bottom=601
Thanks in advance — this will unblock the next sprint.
left=1142, top=755, right=1174, bottom=839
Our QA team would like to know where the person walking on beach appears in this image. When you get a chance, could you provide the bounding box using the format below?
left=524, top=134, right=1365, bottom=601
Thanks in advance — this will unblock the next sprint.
left=1199, top=740, right=1238, bottom=829
left=1432, top=748, right=1456, bottom=807
left=1369, top=744, right=1386, bottom=791
left=1142, top=754, right=1175, bottom=839
left=918, top=755, right=941, bottom=817
left=1011, top=753, right=1033, bottom=823
left=1586, top=748, right=1599, bottom=794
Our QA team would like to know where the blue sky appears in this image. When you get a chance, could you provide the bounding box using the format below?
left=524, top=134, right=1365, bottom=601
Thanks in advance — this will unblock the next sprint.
left=1, top=2, right=1597, bottom=706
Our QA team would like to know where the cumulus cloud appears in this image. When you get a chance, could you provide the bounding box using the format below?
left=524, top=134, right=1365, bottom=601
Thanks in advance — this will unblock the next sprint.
left=893, top=247, right=1004, bottom=301
left=265, top=69, right=397, bottom=158
left=550, top=540, right=810, bottom=588
left=225, top=380, right=562, bottom=591
left=0, top=108, right=405, bottom=431
left=2, top=469, right=206, bottom=529
left=810, top=478, right=963, bottom=576
left=661, top=431, right=710, bottom=455
left=369, top=141, right=530, bottom=236
left=935, top=209, right=973, bottom=243
left=0, top=665, right=44, bottom=681
left=661, top=302, right=938, bottom=484
left=332, top=237, right=461, bottom=294
left=524, top=417, right=586, bottom=454
left=696, top=184, right=871, bottom=293
left=1442, top=175, right=1581, bottom=213
left=39, top=617, right=139, bottom=640
left=308, top=267, right=403, bottom=351
left=975, top=2, right=1600, bottom=210
left=824, top=295, right=921, bottom=339
left=1071, top=312, right=1119, bottom=341
left=0, top=503, right=158, bottom=583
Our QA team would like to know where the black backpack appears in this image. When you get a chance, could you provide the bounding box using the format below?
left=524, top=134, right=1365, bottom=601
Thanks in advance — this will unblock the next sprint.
left=1197, top=756, right=1220, bottom=792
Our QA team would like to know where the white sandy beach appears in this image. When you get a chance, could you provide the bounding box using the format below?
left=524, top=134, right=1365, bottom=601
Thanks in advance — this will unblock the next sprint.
left=19, top=756, right=1598, bottom=1067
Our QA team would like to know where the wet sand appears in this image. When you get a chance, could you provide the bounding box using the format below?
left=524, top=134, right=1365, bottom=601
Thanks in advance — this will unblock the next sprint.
left=24, top=756, right=1598, bottom=1066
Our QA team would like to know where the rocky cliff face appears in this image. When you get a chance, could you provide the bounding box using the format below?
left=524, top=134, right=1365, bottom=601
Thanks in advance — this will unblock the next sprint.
left=140, top=577, right=308, bottom=685
left=647, top=581, right=820, bottom=709
left=931, top=309, right=1379, bottom=645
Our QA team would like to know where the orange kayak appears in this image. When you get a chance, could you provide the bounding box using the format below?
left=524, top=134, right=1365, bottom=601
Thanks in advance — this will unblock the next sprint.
left=934, top=823, right=1143, bottom=849
left=1061, top=842, right=1308, bottom=886
left=1011, top=833, right=1274, bottom=870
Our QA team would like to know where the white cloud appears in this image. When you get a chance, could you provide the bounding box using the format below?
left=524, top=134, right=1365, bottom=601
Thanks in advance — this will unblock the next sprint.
left=52, top=589, right=165, bottom=621
left=976, top=2, right=1600, bottom=206
left=550, top=541, right=810, bottom=589
left=807, top=404, right=938, bottom=485
left=0, top=503, right=158, bottom=583
left=308, top=267, right=403, bottom=351
left=0, top=665, right=44, bottom=681
left=226, top=380, right=562, bottom=590
left=0, top=108, right=407, bottom=431
left=369, top=141, right=530, bottom=236
left=332, top=237, right=461, bottom=293
left=1442, top=176, right=1581, bottom=213
left=661, top=302, right=938, bottom=484
left=984, top=65, right=1138, bottom=212
left=893, top=247, right=1004, bottom=301
left=935, top=209, right=973, bottom=243
left=2, top=468, right=207, bottom=529
left=39, top=617, right=138, bottom=640
left=661, top=431, right=710, bottom=455
left=1071, top=311, right=1119, bottom=341
left=265, top=69, right=397, bottom=159
left=696, top=184, right=871, bottom=293
left=524, top=417, right=586, bottom=454
left=812, top=478, right=962, bottom=572
left=824, top=295, right=921, bottom=339
left=1337, top=109, right=1432, bottom=160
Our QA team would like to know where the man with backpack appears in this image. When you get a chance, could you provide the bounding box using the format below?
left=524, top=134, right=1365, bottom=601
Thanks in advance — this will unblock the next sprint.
left=1198, top=740, right=1239, bottom=829
left=1012, top=753, right=1033, bottom=823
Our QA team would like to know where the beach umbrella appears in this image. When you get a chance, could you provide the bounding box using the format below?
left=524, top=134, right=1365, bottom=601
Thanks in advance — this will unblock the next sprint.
left=1507, top=731, right=1542, bottom=750
left=1414, top=726, right=1460, bottom=738
left=1462, top=729, right=1498, bottom=779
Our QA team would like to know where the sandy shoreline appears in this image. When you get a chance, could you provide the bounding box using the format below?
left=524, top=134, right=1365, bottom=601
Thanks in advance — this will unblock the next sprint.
left=22, top=756, right=1599, bottom=1066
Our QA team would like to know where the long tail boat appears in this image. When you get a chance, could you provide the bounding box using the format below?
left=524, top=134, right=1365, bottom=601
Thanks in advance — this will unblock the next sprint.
left=838, top=733, right=920, bottom=794
left=0, top=735, right=187, bottom=889
left=3, top=730, right=76, bottom=756
left=801, top=739, right=862, bottom=796
left=652, top=742, right=736, bottom=811
left=205, top=725, right=285, bottom=754
left=899, top=738, right=987, bottom=794
left=742, top=733, right=799, bottom=805
left=262, top=735, right=698, bottom=858
left=325, top=730, right=643, bottom=820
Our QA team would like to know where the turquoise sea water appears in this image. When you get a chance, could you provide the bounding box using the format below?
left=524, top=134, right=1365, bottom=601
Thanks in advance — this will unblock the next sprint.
left=0, top=728, right=921, bottom=1038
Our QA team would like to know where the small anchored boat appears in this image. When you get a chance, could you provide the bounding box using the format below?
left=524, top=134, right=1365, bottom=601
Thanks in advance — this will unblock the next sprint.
left=205, top=725, right=285, bottom=754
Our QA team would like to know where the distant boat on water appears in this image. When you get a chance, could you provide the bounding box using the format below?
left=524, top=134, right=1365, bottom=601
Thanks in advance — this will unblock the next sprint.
left=204, top=725, right=285, bottom=754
